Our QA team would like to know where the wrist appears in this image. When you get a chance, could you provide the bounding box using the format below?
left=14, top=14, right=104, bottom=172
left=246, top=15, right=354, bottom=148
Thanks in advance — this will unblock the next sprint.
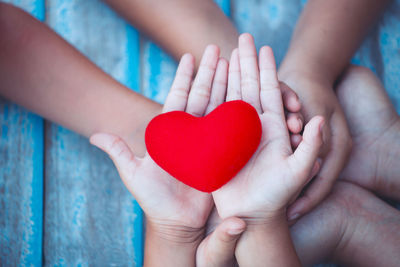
left=279, top=51, right=337, bottom=87
left=236, top=211, right=301, bottom=267
left=144, top=219, right=205, bottom=267
left=146, top=218, right=205, bottom=245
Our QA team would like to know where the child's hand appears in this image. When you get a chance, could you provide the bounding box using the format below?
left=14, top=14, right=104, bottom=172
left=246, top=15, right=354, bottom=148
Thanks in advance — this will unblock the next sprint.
left=213, top=33, right=324, bottom=223
left=90, top=45, right=229, bottom=265
left=196, top=214, right=245, bottom=267
left=280, top=74, right=352, bottom=222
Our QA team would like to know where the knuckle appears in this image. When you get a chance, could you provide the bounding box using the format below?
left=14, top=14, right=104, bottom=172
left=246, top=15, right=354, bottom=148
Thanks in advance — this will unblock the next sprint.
left=241, top=77, right=259, bottom=88
left=192, top=84, right=211, bottom=98
left=171, top=87, right=189, bottom=98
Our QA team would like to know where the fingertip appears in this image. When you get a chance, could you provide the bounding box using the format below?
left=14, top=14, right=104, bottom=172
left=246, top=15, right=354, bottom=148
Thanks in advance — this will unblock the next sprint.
left=290, top=134, right=302, bottom=149
left=217, top=57, right=229, bottom=68
left=239, top=32, right=254, bottom=44
left=287, top=113, right=303, bottom=134
left=205, top=44, right=220, bottom=56
left=259, top=45, right=273, bottom=57
left=225, top=217, right=246, bottom=236
left=280, top=82, right=301, bottom=112
left=181, top=53, right=194, bottom=63
left=305, top=115, right=325, bottom=141
left=311, top=158, right=322, bottom=178
left=231, top=48, right=238, bottom=57
left=287, top=200, right=306, bottom=222
left=89, top=133, right=110, bottom=147
left=288, top=95, right=301, bottom=112
left=176, top=53, right=195, bottom=76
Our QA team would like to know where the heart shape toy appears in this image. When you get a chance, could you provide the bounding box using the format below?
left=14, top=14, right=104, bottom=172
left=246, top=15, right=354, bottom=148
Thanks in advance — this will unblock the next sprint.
left=145, top=100, right=262, bottom=192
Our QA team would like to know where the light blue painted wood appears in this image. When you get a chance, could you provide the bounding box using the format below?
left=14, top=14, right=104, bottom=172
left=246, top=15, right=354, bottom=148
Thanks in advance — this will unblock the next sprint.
left=352, top=0, right=400, bottom=113
left=232, top=0, right=303, bottom=65
left=142, top=0, right=231, bottom=104
left=0, top=1, right=44, bottom=266
left=44, top=0, right=142, bottom=265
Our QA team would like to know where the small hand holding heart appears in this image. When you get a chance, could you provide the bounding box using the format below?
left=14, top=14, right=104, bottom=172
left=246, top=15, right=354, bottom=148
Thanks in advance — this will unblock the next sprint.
left=90, top=33, right=321, bottom=267
left=212, top=34, right=325, bottom=222
left=90, top=45, right=227, bottom=231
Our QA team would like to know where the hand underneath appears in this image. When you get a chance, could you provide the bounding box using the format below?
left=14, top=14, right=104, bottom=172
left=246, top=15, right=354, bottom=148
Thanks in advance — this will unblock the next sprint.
left=279, top=71, right=352, bottom=222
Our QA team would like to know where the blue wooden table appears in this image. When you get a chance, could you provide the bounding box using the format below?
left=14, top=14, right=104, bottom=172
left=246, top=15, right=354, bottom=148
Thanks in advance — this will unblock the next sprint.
left=1, top=0, right=399, bottom=266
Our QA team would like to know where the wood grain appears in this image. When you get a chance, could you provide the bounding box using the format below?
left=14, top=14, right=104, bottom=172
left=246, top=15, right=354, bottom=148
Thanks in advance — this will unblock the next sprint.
left=43, top=0, right=142, bottom=265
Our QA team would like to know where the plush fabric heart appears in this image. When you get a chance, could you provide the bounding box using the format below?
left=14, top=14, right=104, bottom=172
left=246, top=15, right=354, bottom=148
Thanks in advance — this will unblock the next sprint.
left=145, top=100, right=262, bottom=193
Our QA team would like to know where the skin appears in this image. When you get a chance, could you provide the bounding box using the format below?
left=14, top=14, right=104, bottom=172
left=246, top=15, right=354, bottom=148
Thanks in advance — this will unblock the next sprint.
left=212, top=34, right=324, bottom=267
left=0, top=3, right=301, bottom=158
left=206, top=64, right=400, bottom=266
left=90, top=46, right=224, bottom=266
left=90, top=34, right=322, bottom=266
left=336, top=65, right=400, bottom=200
left=292, top=181, right=400, bottom=267
left=278, top=0, right=392, bottom=222
left=102, top=0, right=238, bottom=63
left=0, top=2, right=159, bottom=156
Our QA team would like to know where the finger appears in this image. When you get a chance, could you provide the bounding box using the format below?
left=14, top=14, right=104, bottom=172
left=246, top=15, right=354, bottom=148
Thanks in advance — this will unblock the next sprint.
left=310, top=158, right=322, bottom=179
left=238, top=33, right=262, bottom=113
left=259, top=46, right=285, bottom=117
left=288, top=116, right=324, bottom=186
left=186, top=45, right=220, bottom=117
left=205, top=58, right=229, bottom=115
left=280, top=81, right=301, bottom=113
left=290, top=134, right=302, bottom=149
left=90, top=133, right=138, bottom=183
left=197, top=217, right=246, bottom=267
left=286, top=112, right=303, bottom=134
left=226, top=48, right=241, bottom=101
left=163, top=53, right=195, bottom=113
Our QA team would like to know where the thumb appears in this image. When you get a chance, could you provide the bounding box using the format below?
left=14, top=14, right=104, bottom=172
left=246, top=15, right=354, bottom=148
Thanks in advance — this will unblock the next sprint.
left=197, top=217, right=246, bottom=267
left=90, top=133, right=138, bottom=183
left=288, top=116, right=324, bottom=186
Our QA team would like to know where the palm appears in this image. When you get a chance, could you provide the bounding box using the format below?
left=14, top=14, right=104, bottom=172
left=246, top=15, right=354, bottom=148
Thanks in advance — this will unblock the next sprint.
left=213, top=113, right=295, bottom=218
left=336, top=67, right=400, bottom=199
left=132, top=156, right=212, bottom=226
left=90, top=46, right=228, bottom=228
left=213, top=34, right=323, bottom=221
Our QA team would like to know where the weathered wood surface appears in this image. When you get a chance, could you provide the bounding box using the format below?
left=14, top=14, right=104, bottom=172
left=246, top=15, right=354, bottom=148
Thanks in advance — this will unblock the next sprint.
left=0, top=0, right=399, bottom=266
left=44, top=0, right=143, bottom=265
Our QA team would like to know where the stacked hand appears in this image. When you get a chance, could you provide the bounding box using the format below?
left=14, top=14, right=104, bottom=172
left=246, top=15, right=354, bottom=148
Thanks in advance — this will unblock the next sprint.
left=90, top=34, right=323, bottom=266
left=279, top=67, right=352, bottom=222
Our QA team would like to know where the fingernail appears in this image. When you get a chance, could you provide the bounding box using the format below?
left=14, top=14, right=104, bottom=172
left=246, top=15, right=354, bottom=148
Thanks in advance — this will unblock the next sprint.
left=288, top=213, right=300, bottom=222
left=228, top=227, right=245, bottom=236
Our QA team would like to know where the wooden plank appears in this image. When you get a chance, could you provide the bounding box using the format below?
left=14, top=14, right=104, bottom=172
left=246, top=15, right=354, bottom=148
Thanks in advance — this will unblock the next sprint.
left=142, top=0, right=231, bottom=103
left=231, top=0, right=303, bottom=65
left=0, top=1, right=44, bottom=266
left=352, top=0, right=400, bottom=113
left=44, top=0, right=142, bottom=265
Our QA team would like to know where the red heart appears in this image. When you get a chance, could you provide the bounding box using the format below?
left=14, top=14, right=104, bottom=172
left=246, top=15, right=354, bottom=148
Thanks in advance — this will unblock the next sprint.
left=145, top=100, right=262, bottom=193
